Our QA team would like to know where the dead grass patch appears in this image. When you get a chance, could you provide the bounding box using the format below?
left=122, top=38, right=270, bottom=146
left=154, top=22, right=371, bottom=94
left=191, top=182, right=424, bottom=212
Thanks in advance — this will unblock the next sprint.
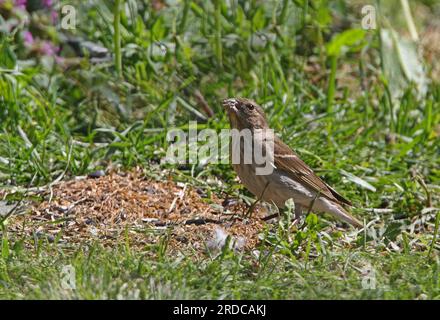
left=3, top=169, right=267, bottom=253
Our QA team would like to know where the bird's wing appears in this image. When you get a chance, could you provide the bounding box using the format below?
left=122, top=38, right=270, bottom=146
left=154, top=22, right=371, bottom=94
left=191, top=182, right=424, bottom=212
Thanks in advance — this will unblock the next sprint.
left=325, top=182, right=352, bottom=206
left=273, top=136, right=352, bottom=206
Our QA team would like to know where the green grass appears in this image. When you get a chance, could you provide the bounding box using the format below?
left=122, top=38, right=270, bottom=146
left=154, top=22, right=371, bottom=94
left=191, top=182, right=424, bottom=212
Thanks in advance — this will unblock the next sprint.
left=0, top=239, right=438, bottom=299
left=0, top=0, right=439, bottom=299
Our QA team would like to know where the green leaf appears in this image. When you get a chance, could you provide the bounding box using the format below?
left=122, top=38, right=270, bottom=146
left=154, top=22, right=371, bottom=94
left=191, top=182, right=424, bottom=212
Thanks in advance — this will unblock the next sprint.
left=152, top=16, right=166, bottom=40
left=315, top=3, right=332, bottom=28
left=0, top=38, right=16, bottom=69
left=306, top=213, right=318, bottom=226
left=1, top=234, right=9, bottom=260
left=340, top=169, right=377, bottom=192
left=252, top=7, right=265, bottom=31
left=380, top=28, right=428, bottom=99
left=383, top=222, right=404, bottom=242
left=326, top=29, right=366, bottom=57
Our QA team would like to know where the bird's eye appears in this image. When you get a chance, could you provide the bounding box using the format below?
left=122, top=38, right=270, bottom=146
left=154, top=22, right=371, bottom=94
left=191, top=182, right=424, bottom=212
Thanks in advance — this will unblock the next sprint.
left=247, top=104, right=255, bottom=110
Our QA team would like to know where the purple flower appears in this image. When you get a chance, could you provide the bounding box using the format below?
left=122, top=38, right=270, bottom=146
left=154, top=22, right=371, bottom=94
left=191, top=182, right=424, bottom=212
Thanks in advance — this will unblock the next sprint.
left=23, top=31, right=34, bottom=46
left=42, top=0, right=52, bottom=8
left=14, top=0, right=27, bottom=10
left=51, top=10, right=58, bottom=24
left=40, top=40, right=59, bottom=56
left=54, top=55, right=64, bottom=65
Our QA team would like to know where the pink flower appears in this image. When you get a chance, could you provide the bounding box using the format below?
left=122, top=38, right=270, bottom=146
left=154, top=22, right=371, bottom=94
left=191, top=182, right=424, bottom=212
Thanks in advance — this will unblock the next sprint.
left=42, top=0, right=52, bottom=8
left=14, top=0, right=27, bottom=10
left=55, top=55, right=64, bottom=65
left=40, top=41, right=59, bottom=56
left=23, top=30, right=34, bottom=46
left=51, top=10, right=58, bottom=24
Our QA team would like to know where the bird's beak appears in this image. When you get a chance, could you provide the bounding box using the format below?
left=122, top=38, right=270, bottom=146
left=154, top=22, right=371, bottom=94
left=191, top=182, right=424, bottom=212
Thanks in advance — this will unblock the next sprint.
left=222, top=98, right=238, bottom=114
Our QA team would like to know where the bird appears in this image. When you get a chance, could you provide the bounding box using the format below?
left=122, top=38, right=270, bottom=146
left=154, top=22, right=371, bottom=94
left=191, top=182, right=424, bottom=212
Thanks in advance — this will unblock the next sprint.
left=222, top=97, right=362, bottom=228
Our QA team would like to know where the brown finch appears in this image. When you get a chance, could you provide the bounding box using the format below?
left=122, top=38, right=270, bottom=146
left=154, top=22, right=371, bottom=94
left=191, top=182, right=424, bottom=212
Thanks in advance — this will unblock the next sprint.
left=223, top=97, right=362, bottom=228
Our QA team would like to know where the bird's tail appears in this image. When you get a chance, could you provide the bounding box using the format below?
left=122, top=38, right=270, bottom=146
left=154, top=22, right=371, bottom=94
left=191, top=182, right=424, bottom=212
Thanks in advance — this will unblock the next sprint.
left=328, top=204, right=363, bottom=228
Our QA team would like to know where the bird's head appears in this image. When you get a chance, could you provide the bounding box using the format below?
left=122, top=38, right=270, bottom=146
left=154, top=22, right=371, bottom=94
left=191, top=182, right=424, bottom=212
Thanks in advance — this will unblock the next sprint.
left=222, top=98, right=269, bottom=130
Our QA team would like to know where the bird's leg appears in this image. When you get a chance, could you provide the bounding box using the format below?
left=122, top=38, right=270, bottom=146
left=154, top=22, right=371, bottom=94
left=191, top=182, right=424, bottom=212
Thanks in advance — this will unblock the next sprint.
left=245, top=181, right=270, bottom=219
left=293, top=204, right=303, bottom=225
left=244, top=198, right=259, bottom=219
